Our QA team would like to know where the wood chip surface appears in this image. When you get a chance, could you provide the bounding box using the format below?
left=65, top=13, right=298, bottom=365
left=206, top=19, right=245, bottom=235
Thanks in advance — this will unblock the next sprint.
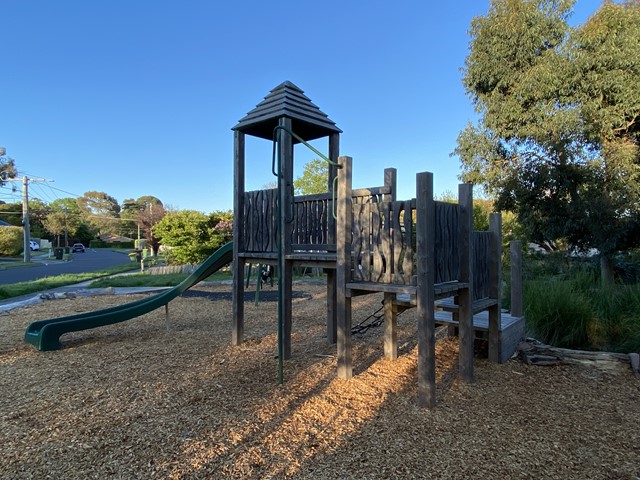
left=1, top=282, right=638, bottom=479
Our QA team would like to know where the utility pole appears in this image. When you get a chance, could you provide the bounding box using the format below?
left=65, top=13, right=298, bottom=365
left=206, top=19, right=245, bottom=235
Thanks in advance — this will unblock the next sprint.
left=6, top=175, right=51, bottom=262
left=22, top=177, right=31, bottom=262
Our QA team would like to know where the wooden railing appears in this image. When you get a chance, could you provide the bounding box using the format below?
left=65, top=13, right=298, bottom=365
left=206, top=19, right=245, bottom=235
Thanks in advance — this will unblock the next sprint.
left=351, top=200, right=414, bottom=284
left=349, top=200, right=467, bottom=287
left=243, top=188, right=277, bottom=253
left=243, top=185, right=498, bottom=301
left=291, top=192, right=333, bottom=250
left=434, top=201, right=459, bottom=284
left=242, top=186, right=391, bottom=253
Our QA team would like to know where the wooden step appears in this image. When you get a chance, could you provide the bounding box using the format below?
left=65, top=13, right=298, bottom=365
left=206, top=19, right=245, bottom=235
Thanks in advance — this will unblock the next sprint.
left=392, top=295, right=498, bottom=315
left=437, top=297, right=499, bottom=314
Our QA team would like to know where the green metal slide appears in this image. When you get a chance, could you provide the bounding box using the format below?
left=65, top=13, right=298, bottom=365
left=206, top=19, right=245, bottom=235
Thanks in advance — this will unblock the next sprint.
left=24, top=242, right=234, bottom=351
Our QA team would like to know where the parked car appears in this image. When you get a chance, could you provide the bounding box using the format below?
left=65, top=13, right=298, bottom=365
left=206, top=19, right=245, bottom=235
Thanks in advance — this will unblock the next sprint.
left=29, top=240, right=40, bottom=251
left=72, top=243, right=85, bottom=253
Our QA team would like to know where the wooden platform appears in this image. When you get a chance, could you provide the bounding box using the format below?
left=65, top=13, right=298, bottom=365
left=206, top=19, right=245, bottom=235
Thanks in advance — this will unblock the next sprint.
left=393, top=293, right=525, bottom=363
left=239, top=252, right=337, bottom=269
left=434, top=309, right=524, bottom=363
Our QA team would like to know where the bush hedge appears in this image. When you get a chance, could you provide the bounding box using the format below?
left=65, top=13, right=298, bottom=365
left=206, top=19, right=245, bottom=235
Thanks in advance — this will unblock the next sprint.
left=0, top=227, right=24, bottom=256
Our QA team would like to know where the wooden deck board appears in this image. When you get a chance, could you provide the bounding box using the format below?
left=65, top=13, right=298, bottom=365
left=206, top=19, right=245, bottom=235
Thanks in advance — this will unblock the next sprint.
left=434, top=309, right=522, bottom=332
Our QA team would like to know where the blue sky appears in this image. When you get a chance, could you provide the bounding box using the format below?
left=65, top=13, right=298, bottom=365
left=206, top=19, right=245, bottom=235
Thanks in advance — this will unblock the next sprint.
left=1, top=0, right=602, bottom=213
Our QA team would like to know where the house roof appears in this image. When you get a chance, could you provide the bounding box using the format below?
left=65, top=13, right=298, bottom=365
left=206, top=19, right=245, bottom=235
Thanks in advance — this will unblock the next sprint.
left=232, top=81, right=341, bottom=142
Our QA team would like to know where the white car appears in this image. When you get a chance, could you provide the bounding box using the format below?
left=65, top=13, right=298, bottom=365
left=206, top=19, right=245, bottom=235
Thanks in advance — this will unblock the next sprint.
left=29, top=240, right=40, bottom=251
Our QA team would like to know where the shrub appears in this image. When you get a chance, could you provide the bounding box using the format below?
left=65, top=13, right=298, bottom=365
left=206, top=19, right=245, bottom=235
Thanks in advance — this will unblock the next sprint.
left=525, top=278, right=596, bottom=349
left=0, top=227, right=24, bottom=256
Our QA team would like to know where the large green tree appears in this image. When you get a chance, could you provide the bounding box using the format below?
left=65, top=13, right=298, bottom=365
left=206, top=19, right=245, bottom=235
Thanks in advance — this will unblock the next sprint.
left=44, top=198, right=83, bottom=247
left=120, top=195, right=164, bottom=246
left=153, top=209, right=232, bottom=264
left=77, top=191, right=121, bottom=236
left=455, top=0, right=640, bottom=283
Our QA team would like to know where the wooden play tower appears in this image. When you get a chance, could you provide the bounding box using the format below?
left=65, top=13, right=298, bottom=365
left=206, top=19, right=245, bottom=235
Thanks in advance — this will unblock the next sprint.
left=231, top=81, right=524, bottom=408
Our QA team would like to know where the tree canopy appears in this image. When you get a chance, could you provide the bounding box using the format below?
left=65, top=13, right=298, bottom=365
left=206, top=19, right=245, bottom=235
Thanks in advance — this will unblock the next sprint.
left=455, top=0, right=640, bottom=281
left=153, top=210, right=232, bottom=264
left=76, top=191, right=121, bottom=236
left=295, top=159, right=329, bottom=195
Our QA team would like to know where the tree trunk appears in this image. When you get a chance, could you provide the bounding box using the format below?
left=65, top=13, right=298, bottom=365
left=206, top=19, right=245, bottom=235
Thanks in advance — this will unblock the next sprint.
left=600, top=254, right=615, bottom=286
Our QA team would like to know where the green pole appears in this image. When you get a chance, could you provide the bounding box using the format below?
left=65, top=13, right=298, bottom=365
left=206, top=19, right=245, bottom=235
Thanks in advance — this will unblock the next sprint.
left=276, top=128, right=284, bottom=385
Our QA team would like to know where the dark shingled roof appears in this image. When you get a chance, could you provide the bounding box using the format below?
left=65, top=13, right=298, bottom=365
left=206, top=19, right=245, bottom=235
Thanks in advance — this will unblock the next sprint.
left=232, top=81, right=341, bottom=142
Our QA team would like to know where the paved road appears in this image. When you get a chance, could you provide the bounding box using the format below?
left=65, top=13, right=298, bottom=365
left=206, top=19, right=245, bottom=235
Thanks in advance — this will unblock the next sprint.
left=0, top=249, right=134, bottom=285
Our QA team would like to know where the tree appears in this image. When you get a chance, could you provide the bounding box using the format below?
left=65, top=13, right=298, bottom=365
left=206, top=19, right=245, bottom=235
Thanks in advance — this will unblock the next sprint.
left=43, top=198, right=82, bottom=247
left=0, top=202, right=22, bottom=227
left=76, top=191, right=121, bottom=236
left=209, top=210, right=233, bottom=247
left=0, top=147, right=17, bottom=187
left=455, top=0, right=640, bottom=284
left=136, top=200, right=165, bottom=254
left=120, top=196, right=164, bottom=249
left=294, top=159, right=329, bottom=195
left=153, top=210, right=225, bottom=264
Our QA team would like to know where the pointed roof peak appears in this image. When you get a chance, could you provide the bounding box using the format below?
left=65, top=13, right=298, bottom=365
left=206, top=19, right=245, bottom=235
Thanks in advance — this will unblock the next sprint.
left=232, top=81, right=341, bottom=142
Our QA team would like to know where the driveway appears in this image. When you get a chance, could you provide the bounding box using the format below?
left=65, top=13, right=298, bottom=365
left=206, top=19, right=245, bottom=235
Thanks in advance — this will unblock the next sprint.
left=0, top=249, right=134, bottom=285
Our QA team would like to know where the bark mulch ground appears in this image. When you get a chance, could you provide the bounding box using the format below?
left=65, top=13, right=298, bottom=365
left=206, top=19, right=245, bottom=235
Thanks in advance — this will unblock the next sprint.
left=1, top=282, right=638, bottom=479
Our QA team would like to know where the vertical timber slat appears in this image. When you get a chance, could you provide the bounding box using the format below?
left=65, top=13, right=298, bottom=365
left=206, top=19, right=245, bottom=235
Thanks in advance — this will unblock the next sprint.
left=326, top=133, right=339, bottom=344
left=416, top=172, right=436, bottom=408
left=232, top=131, right=245, bottom=346
left=458, top=183, right=474, bottom=384
left=278, top=117, right=294, bottom=360
left=488, top=213, right=502, bottom=363
left=384, top=292, right=397, bottom=360
left=402, top=201, right=414, bottom=284
left=337, top=156, right=353, bottom=379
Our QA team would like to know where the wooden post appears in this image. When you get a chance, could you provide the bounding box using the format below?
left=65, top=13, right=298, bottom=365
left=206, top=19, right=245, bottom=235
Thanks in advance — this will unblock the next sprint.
left=416, top=172, right=436, bottom=408
left=383, top=292, right=397, bottom=360
left=383, top=168, right=397, bottom=356
left=278, top=117, right=294, bottom=359
left=510, top=240, right=523, bottom=317
left=458, top=183, right=474, bottom=384
left=336, top=156, right=353, bottom=379
left=232, top=131, right=245, bottom=346
left=165, top=303, right=170, bottom=331
left=488, top=213, right=502, bottom=363
left=326, top=133, right=339, bottom=344
left=384, top=168, right=397, bottom=201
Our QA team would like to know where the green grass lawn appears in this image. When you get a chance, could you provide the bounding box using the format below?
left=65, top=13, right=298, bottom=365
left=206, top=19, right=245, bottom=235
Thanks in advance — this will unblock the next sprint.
left=0, top=264, right=139, bottom=300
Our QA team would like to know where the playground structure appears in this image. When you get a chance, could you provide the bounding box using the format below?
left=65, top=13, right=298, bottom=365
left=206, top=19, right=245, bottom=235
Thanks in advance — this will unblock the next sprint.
left=23, top=81, right=524, bottom=409
left=232, top=81, right=524, bottom=408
